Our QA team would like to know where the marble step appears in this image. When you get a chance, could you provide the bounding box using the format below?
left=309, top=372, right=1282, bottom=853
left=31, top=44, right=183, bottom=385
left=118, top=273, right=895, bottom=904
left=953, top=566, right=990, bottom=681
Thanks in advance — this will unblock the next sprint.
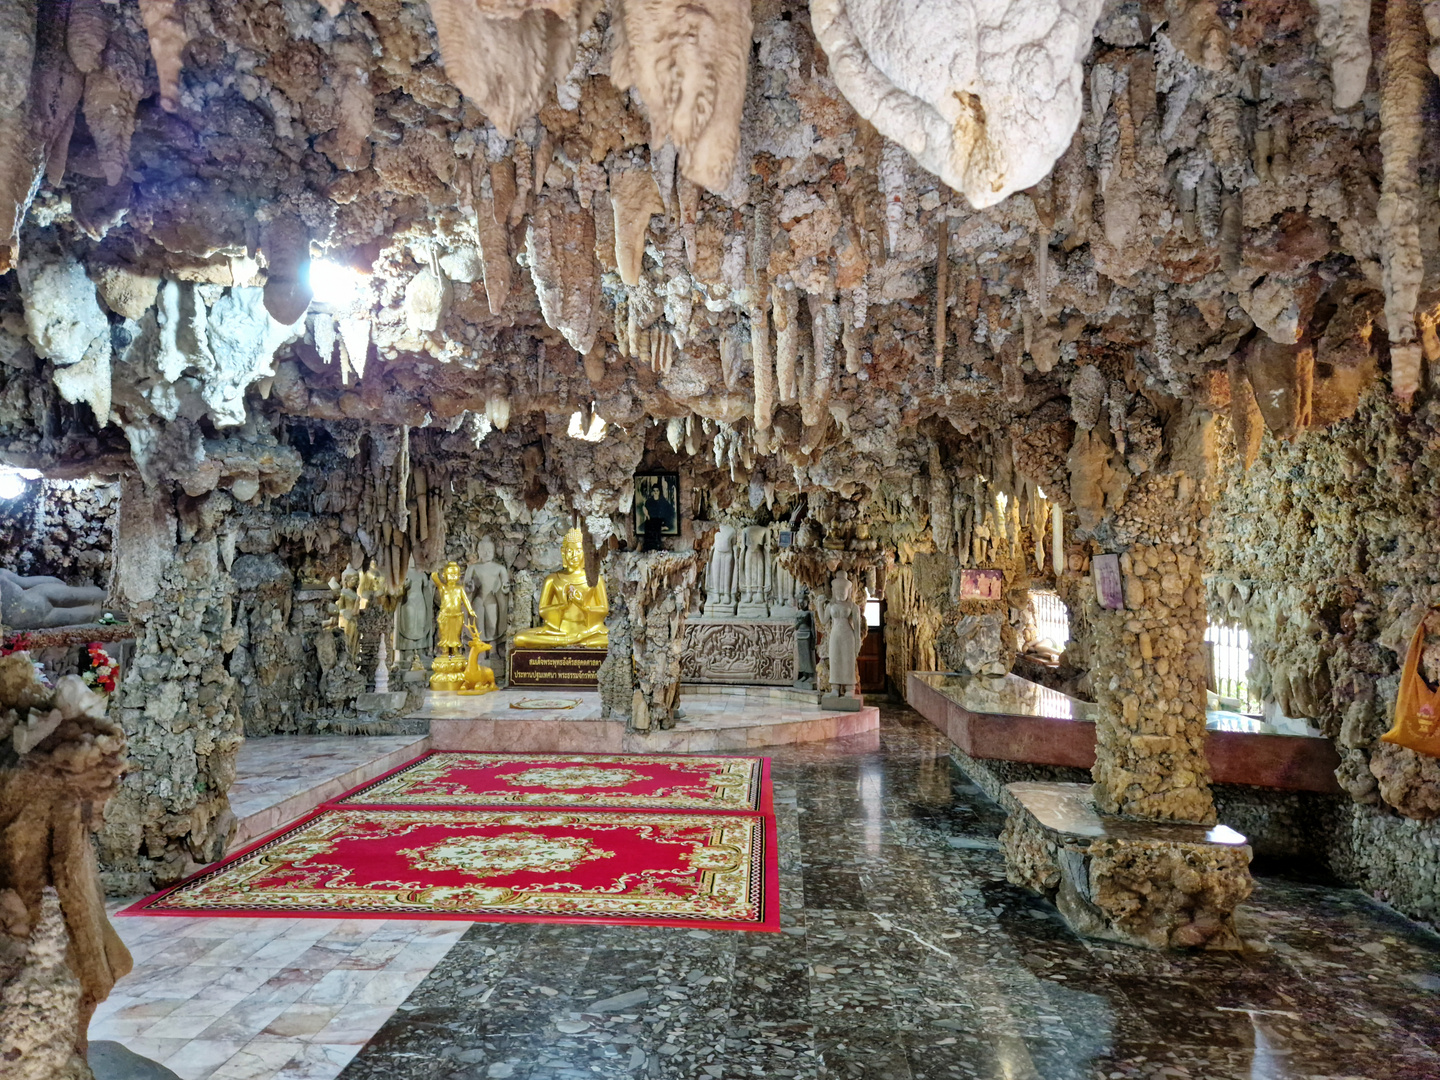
left=226, top=734, right=431, bottom=852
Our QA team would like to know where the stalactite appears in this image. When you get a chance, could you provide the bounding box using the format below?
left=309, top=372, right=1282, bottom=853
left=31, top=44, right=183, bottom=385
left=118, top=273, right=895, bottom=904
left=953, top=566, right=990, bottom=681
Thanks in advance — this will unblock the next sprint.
left=471, top=159, right=512, bottom=316
left=804, top=293, right=837, bottom=428
left=1051, top=503, right=1064, bottom=576
left=260, top=214, right=312, bottom=326
left=929, top=443, right=953, bottom=554
left=774, top=283, right=799, bottom=404
left=82, top=20, right=146, bottom=188
left=934, top=209, right=949, bottom=373
left=1379, top=0, right=1427, bottom=405
left=429, top=0, right=591, bottom=138
left=752, top=303, right=774, bottom=430
left=609, top=0, right=751, bottom=192
left=611, top=168, right=664, bottom=287
left=1315, top=0, right=1372, bottom=106
left=138, top=0, right=186, bottom=113
left=0, top=0, right=38, bottom=275
left=338, top=316, right=370, bottom=382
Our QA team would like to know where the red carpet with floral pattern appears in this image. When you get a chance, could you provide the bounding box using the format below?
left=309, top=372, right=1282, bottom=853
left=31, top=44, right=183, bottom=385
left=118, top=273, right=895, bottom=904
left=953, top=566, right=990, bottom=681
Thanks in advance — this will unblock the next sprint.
left=338, top=752, right=769, bottom=811
left=122, top=753, right=778, bottom=931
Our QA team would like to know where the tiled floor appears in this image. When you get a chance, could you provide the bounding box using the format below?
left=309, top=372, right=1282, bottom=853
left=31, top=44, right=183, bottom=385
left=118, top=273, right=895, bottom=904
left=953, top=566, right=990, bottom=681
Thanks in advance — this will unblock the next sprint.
left=227, top=735, right=430, bottom=850
left=96, top=706, right=1440, bottom=1080
left=94, top=908, right=469, bottom=1080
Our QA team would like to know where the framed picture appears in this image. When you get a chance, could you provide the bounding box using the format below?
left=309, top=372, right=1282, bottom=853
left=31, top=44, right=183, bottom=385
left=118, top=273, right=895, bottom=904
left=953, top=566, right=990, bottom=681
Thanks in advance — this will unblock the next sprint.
left=777, top=530, right=793, bottom=549
left=634, top=472, right=680, bottom=537
left=1092, top=553, right=1124, bottom=609
left=959, top=568, right=1005, bottom=600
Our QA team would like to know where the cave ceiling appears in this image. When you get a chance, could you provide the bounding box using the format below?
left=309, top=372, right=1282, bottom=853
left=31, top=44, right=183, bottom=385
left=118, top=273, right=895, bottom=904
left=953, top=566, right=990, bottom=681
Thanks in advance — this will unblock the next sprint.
left=0, top=0, right=1432, bottom=528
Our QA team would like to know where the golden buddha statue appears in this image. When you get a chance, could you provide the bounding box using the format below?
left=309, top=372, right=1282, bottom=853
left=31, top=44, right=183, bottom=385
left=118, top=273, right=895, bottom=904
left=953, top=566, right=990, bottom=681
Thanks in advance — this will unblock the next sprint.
left=430, top=561, right=476, bottom=690
left=513, top=527, right=609, bottom=649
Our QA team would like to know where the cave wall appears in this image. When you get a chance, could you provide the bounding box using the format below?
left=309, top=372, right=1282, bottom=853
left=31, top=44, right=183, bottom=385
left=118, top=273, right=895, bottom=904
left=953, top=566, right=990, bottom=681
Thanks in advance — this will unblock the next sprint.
left=0, top=477, right=116, bottom=584
left=1210, top=390, right=1440, bottom=923
left=99, top=488, right=243, bottom=894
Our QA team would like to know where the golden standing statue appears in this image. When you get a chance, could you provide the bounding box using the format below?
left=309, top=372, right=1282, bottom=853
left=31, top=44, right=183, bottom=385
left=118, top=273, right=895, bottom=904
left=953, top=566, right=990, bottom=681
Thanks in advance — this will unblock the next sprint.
left=513, top=528, right=609, bottom=649
left=430, top=562, right=475, bottom=690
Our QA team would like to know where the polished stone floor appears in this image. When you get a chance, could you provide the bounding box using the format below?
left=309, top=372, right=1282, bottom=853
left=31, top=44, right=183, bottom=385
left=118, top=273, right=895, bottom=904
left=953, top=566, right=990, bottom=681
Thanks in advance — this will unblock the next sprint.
left=334, top=705, right=1440, bottom=1080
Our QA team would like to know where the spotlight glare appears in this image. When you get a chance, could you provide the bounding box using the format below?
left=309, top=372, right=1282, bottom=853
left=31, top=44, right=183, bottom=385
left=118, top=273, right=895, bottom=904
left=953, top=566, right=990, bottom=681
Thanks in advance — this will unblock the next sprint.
left=0, top=472, right=28, bottom=500
left=567, top=410, right=607, bottom=442
left=307, top=258, right=365, bottom=309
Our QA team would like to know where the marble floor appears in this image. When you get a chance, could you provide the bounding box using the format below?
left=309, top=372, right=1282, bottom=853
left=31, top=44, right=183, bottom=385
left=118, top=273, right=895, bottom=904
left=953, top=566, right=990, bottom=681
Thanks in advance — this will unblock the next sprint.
left=93, top=908, right=469, bottom=1080
left=339, top=705, right=1440, bottom=1080
left=97, top=705, right=1440, bottom=1080
left=227, top=735, right=430, bottom=850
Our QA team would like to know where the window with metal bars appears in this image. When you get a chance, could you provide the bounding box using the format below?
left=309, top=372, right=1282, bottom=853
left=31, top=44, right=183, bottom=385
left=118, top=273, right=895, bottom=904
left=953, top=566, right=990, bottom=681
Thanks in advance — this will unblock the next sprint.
left=1028, top=590, right=1071, bottom=649
left=1205, top=622, right=1262, bottom=714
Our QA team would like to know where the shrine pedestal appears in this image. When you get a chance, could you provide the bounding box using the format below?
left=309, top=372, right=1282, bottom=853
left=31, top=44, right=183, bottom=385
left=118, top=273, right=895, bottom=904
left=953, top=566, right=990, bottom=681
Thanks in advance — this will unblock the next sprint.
left=1001, top=781, right=1254, bottom=950
left=681, top=618, right=801, bottom=686
left=508, top=648, right=605, bottom=689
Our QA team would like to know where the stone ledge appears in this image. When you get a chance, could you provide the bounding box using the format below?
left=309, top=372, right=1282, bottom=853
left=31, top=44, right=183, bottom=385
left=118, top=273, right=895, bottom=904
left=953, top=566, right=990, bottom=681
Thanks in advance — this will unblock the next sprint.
left=1001, top=781, right=1254, bottom=950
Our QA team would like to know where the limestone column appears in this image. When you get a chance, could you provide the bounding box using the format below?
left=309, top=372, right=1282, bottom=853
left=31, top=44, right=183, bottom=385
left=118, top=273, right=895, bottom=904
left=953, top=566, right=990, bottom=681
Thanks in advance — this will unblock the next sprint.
left=1088, top=476, right=1216, bottom=824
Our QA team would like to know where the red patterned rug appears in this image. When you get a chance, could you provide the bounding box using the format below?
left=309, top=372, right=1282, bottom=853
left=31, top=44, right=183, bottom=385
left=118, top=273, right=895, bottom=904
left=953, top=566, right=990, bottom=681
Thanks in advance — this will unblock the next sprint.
left=338, top=752, right=769, bottom=812
left=121, top=806, right=778, bottom=931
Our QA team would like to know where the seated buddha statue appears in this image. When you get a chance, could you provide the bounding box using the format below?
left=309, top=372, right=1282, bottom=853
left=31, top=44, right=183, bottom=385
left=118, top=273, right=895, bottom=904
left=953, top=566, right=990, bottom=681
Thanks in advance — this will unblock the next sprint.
left=513, top=527, right=609, bottom=649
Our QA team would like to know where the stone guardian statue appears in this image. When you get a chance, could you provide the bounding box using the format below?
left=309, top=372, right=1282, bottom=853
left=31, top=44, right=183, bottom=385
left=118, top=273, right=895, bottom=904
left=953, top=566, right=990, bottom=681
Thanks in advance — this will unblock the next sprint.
left=823, top=570, right=864, bottom=703
left=464, top=537, right=511, bottom=644
left=703, top=524, right=738, bottom=618
left=736, top=524, right=771, bottom=618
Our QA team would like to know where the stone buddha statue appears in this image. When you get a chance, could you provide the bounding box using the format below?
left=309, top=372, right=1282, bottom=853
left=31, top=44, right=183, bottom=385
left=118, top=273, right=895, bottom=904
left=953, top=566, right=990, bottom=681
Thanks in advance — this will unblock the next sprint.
left=513, top=527, right=608, bottom=649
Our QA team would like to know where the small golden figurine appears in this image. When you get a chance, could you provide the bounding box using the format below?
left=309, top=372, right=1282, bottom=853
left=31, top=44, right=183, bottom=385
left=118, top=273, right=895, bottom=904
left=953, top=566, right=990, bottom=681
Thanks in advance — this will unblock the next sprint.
left=457, top=624, right=498, bottom=696
left=430, top=561, right=476, bottom=691
left=513, top=527, right=609, bottom=649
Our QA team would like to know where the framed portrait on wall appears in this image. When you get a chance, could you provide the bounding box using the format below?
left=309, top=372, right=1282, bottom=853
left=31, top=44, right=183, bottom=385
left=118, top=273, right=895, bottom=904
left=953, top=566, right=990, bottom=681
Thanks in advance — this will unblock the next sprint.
left=959, top=568, right=1005, bottom=600
left=1092, top=553, right=1124, bottom=609
left=634, top=472, right=680, bottom=537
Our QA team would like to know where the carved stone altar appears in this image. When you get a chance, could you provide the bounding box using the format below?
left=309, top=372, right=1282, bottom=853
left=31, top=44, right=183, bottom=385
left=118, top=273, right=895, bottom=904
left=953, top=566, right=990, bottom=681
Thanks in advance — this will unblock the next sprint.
left=681, top=618, right=799, bottom=686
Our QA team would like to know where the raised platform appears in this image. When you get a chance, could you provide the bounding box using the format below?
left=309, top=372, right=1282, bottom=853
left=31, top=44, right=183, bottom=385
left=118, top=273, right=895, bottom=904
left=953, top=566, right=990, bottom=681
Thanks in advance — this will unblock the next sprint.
left=418, top=686, right=879, bottom=753
left=1002, top=781, right=1254, bottom=949
left=908, top=671, right=1344, bottom=794
left=226, top=733, right=430, bottom=851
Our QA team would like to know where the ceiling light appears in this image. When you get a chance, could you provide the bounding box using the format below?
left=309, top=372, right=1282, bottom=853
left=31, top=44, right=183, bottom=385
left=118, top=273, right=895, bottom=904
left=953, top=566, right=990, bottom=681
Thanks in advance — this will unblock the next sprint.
left=307, top=258, right=366, bottom=309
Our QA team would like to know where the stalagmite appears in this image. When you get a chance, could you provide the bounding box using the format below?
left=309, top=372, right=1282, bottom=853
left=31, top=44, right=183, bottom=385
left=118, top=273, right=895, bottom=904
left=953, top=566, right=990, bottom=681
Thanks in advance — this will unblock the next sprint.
left=429, top=0, right=594, bottom=137
left=611, top=169, right=665, bottom=287
left=138, top=0, right=187, bottom=112
left=1314, top=0, right=1372, bottom=107
left=774, top=284, right=799, bottom=404
left=610, top=0, right=751, bottom=192
left=1379, top=0, right=1427, bottom=404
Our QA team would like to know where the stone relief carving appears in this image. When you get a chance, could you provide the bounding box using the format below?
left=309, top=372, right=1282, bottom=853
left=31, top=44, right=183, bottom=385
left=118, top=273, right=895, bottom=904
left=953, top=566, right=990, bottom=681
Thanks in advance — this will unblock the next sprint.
left=681, top=620, right=798, bottom=686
